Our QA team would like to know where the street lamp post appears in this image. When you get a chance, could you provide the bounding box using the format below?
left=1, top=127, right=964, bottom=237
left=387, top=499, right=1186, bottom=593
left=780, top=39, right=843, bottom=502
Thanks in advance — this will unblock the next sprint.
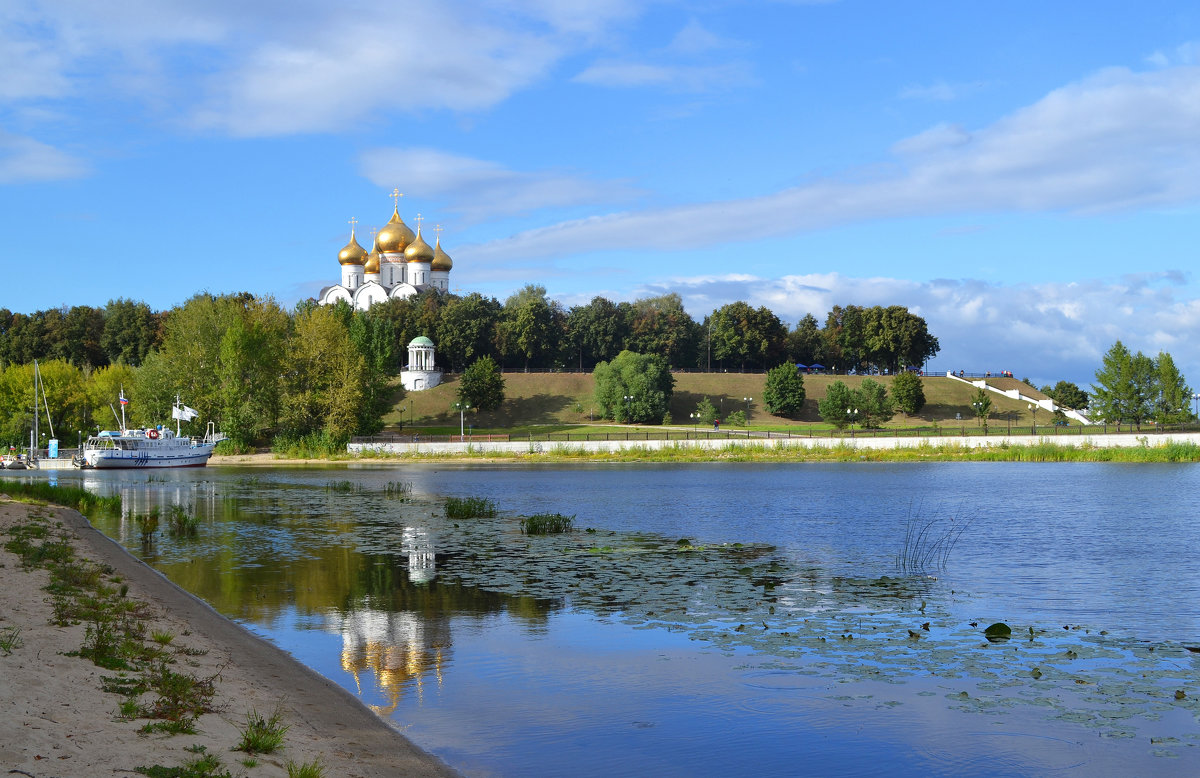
left=690, top=412, right=699, bottom=429
left=453, top=402, right=470, bottom=438
left=743, top=396, right=753, bottom=417
left=846, top=407, right=858, bottom=433
left=1192, top=393, right=1200, bottom=421
left=623, top=395, right=634, bottom=424
left=1028, top=403, right=1038, bottom=434
left=972, top=401, right=982, bottom=430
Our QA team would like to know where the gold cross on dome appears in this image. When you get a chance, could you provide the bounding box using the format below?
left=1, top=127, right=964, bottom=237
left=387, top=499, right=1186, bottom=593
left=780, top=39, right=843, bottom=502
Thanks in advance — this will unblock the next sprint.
left=434, top=224, right=443, bottom=240
left=390, top=188, right=403, bottom=209
left=415, top=213, right=423, bottom=231
left=348, top=216, right=358, bottom=234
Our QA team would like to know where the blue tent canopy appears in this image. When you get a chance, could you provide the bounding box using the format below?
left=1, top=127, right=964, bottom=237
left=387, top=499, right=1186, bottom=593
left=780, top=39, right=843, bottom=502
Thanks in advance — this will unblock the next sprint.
left=809, top=363, right=825, bottom=369
left=795, top=363, right=808, bottom=369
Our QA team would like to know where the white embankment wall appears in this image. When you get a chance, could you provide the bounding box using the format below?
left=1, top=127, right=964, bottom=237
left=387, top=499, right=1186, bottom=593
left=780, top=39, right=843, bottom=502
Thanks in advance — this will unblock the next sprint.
left=348, top=431, right=1200, bottom=457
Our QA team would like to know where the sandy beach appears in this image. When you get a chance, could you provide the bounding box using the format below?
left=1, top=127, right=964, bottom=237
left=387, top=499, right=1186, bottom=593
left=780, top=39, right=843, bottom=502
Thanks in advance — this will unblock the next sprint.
left=0, top=497, right=457, bottom=778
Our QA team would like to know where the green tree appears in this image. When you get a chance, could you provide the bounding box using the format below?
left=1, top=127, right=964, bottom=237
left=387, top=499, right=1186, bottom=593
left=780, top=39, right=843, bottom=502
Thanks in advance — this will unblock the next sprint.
left=1091, top=341, right=1155, bottom=428
left=458, top=355, right=505, bottom=411
left=786, top=313, right=825, bottom=366
left=499, top=285, right=559, bottom=370
left=855, top=378, right=895, bottom=428
left=891, top=371, right=926, bottom=415
left=817, top=380, right=855, bottom=429
left=565, top=296, right=630, bottom=369
left=625, top=294, right=700, bottom=368
left=279, top=304, right=368, bottom=443
left=216, top=298, right=289, bottom=448
left=971, top=388, right=993, bottom=432
left=1153, top=351, right=1192, bottom=424
left=101, top=298, right=160, bottom=366
left=436, top=293, right=502, bottom=372
left=693, top=397, right=717, bottom=425
left=593, top=350, right=674, bottom=424
left=762, top=363, right=806, bottom=417
left=1040, top=380, right=1088, bottom=411
left=707, top=301, right=787, bottom=370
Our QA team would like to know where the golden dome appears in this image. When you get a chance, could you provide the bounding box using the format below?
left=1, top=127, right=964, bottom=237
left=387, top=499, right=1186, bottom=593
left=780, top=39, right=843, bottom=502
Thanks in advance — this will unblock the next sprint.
left=404, top=228, right=435, bottom=263
left=376, top=207, right=415, bottom=254
left=337, top=230, right=367, bottom=266
left=364, top=247, right=381, bottom=274
left=431, top=236, right=453, bottom=271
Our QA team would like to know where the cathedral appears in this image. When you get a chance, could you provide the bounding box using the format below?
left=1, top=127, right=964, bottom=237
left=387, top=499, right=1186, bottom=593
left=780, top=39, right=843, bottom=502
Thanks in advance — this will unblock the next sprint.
left=317, top=191, right=454, bottom=311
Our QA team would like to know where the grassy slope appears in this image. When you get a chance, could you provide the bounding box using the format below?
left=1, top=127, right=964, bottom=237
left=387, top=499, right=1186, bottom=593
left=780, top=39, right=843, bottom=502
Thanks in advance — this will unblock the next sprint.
left=382, top=372, right=1052, bottom=432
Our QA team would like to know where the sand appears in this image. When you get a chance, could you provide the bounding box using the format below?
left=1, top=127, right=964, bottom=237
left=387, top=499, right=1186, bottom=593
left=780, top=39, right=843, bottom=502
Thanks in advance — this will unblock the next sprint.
left=0, top=498, right=458, bottom=778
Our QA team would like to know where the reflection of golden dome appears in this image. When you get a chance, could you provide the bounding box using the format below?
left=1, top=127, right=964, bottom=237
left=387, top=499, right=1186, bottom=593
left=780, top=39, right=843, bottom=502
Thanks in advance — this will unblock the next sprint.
left=405, top=228, right=435, bottom=263
left=338, top=230, right=367, bottom=266
left=364, top=247, right=381, bottom=274
left=376, top=207, right=415, bottom=254
left=432, top=237, right=453, bottom=271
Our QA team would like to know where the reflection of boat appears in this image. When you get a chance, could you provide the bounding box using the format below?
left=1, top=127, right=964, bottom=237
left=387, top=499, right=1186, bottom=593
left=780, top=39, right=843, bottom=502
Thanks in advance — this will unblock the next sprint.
left=75, top=393, right=225, bottom=469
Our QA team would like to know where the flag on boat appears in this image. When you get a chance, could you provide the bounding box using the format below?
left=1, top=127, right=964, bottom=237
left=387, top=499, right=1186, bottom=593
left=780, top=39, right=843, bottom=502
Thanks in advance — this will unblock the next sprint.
left=172, top=405, right=200, bottom=422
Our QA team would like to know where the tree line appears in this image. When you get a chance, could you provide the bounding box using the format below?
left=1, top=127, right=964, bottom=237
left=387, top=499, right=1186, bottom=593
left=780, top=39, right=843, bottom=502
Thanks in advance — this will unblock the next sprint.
left=2, top=288, right=940, bottom=376
left=0, top=288, right=942, bottom=448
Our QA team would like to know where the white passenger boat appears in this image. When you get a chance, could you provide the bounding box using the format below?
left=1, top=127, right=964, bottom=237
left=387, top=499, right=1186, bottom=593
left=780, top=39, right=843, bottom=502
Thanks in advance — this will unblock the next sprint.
left=75, top=393, right=225, bottom=469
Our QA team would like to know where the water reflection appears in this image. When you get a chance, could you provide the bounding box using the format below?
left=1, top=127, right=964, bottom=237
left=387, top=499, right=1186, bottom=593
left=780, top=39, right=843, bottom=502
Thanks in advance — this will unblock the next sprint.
left=25, top=463, right=1200, bottom=776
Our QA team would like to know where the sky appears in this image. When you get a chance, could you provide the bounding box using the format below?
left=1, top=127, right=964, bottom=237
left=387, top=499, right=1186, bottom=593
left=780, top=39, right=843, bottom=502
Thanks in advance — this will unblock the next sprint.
left=3, top=0, right=1200, bottom=391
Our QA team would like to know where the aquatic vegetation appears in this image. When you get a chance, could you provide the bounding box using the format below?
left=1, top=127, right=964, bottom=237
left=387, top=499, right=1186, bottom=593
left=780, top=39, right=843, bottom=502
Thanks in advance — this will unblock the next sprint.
left=323, top=479, right=358, bottom=493
left=444, top=495, right=497, bottom=519
left=895, top=508, right=970, bottom=573
left=520, top=513, right=575, bottom=535
left=166, top=504, right=198, bottom=538
left=384, top=480, right=413, bottom=500
left=136, top=507, right=160, bottom=543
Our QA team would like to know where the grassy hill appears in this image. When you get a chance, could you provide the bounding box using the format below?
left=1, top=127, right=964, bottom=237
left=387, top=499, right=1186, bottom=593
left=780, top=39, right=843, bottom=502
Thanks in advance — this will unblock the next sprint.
left=382, top=371, right=1054, bottom=433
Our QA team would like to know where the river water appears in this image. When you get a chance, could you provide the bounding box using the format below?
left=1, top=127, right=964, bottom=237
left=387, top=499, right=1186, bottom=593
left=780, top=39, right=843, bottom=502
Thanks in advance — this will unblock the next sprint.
left=28, top=463, right=1200, bottom=774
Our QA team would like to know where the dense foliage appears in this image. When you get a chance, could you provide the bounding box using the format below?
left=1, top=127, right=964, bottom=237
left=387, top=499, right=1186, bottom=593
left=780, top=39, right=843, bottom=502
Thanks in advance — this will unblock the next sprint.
left=593, top=351, right=675, bottom=424
left=890, top=370, right=926, bottom=415
left=458, top=355, right=505, bottom=411
left=1091, top=341, right=1192, bottom=427
left=762, top=364, right=806, bottom=417
left=3, top=290, right=938, bottom=376
left=817, top=378, right=896, bottom=429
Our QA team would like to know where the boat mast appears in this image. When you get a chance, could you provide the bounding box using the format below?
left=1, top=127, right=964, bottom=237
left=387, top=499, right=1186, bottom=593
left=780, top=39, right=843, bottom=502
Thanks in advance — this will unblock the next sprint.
left=31, top=360, right=39, bottom=458
left=118, top=388, right=128, bottom=432
left=176, top=394, right=182, bottom=437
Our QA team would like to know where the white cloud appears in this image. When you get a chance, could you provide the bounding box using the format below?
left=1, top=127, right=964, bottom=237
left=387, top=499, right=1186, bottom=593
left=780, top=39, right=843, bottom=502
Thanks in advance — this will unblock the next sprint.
left=603, top=271, right=1200, bottom=387
left=0, top=130, right=88, bottom=183
left=573, top=60, right=753, bottom=91
left=667, top=19, right=730, bottom=55
left=358, top=147, right=641, bottom=221
left=466, top=64, right=1200, bottom=261
left=0, top=1, right=645, bottom=137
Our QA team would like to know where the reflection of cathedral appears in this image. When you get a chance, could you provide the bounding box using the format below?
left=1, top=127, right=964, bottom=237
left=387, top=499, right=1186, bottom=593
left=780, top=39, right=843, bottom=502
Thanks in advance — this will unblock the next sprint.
left=330, top=526, right=447, bottom=714
left=318, top=190, right=455, bottom=312
left=333, top=608, right=450, bottom=715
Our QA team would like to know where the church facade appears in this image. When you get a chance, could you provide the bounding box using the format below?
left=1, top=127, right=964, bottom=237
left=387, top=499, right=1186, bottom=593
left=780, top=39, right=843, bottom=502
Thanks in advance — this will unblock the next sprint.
left=317, top=193, right=454, bottom=311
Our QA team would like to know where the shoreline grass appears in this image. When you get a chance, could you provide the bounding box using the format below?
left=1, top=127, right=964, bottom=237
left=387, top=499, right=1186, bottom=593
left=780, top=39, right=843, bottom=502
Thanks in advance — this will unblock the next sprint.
left=333, top=439, right=1200, bottom=465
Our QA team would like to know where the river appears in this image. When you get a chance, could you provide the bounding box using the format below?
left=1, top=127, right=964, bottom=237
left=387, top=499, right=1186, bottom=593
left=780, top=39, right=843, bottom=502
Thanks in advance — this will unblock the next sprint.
left=30, top=463, right=1200, bottom=774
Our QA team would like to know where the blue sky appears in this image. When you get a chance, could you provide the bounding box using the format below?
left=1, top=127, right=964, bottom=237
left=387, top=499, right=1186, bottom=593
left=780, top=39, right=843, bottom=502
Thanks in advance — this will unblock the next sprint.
left=3, top=1, right=1200, bottom=389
